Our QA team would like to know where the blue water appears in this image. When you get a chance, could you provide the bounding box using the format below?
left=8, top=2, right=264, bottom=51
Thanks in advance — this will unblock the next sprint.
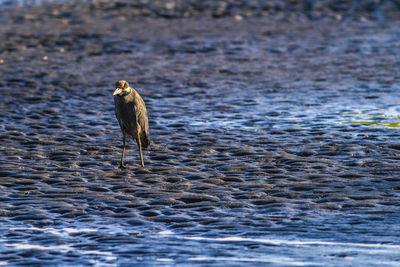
left=2, top=213, right=399, bottom=266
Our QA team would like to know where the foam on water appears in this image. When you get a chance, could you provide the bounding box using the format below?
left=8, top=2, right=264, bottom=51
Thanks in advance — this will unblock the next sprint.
left=6, top=243, right=72, bottom=251
left=189, top=256, right=319, bottom=265
left=185, top=236, right=400, bottom=249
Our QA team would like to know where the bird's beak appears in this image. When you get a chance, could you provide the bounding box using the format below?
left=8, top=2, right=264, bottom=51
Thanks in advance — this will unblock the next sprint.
left=113, top=88, right=123, bottom=96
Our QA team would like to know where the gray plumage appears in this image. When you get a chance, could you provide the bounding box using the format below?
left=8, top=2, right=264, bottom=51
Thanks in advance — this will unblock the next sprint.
left=113, top=80, right=150, bottom=167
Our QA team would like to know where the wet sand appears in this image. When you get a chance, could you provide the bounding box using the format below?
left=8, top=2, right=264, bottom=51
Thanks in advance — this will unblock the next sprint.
left=0, top=1, right=400, bottom=265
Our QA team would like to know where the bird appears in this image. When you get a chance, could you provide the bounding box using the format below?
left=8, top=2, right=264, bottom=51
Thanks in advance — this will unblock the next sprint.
left=113, top=80, right=150, bottom=168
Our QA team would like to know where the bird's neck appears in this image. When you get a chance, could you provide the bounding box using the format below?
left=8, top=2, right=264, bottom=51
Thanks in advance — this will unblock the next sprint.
left=122, top=87, right=132, bottom=96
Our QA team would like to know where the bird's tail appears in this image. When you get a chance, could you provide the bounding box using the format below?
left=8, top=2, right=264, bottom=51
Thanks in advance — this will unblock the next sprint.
left=141, top=132, right=150, bottom=149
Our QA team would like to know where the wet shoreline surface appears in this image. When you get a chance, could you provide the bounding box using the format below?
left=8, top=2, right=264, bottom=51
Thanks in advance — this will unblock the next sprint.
left=1, top=1, right=400, bottom=266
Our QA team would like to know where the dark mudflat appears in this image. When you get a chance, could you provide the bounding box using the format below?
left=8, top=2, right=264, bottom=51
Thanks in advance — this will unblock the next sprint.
left=0, top=1, right=400, bottom=266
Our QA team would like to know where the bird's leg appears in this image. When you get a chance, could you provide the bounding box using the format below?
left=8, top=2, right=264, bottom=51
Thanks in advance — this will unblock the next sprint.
left=120, top=132, right=126, bottom=168
left=137, top=133, right=144, bottom=167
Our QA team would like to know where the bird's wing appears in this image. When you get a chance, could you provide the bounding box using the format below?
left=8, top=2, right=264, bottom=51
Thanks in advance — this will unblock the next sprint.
left=134, top=92, right=150, bottom=148
left=134, top=97, right=148, bottom=128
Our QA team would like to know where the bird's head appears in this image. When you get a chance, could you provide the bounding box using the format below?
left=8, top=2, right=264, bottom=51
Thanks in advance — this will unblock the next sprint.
left=113, top=80, right=131, bottom=96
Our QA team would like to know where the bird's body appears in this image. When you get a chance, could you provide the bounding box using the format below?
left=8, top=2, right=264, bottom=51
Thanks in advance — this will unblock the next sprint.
left=113, top=80, right=150, bottom=167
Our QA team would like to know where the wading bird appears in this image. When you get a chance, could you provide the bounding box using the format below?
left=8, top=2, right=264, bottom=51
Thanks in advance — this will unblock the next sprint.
left=113, top=80, right=150, bottom=167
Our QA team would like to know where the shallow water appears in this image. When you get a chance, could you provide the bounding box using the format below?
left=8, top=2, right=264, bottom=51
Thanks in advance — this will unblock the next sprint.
left=1, top=218, right=400, bottom=266
left=1, top=3, right=400, bottom=266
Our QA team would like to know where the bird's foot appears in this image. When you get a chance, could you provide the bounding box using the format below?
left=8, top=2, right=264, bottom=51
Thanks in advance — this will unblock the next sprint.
left=119, top=163, right=126, bottom=169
